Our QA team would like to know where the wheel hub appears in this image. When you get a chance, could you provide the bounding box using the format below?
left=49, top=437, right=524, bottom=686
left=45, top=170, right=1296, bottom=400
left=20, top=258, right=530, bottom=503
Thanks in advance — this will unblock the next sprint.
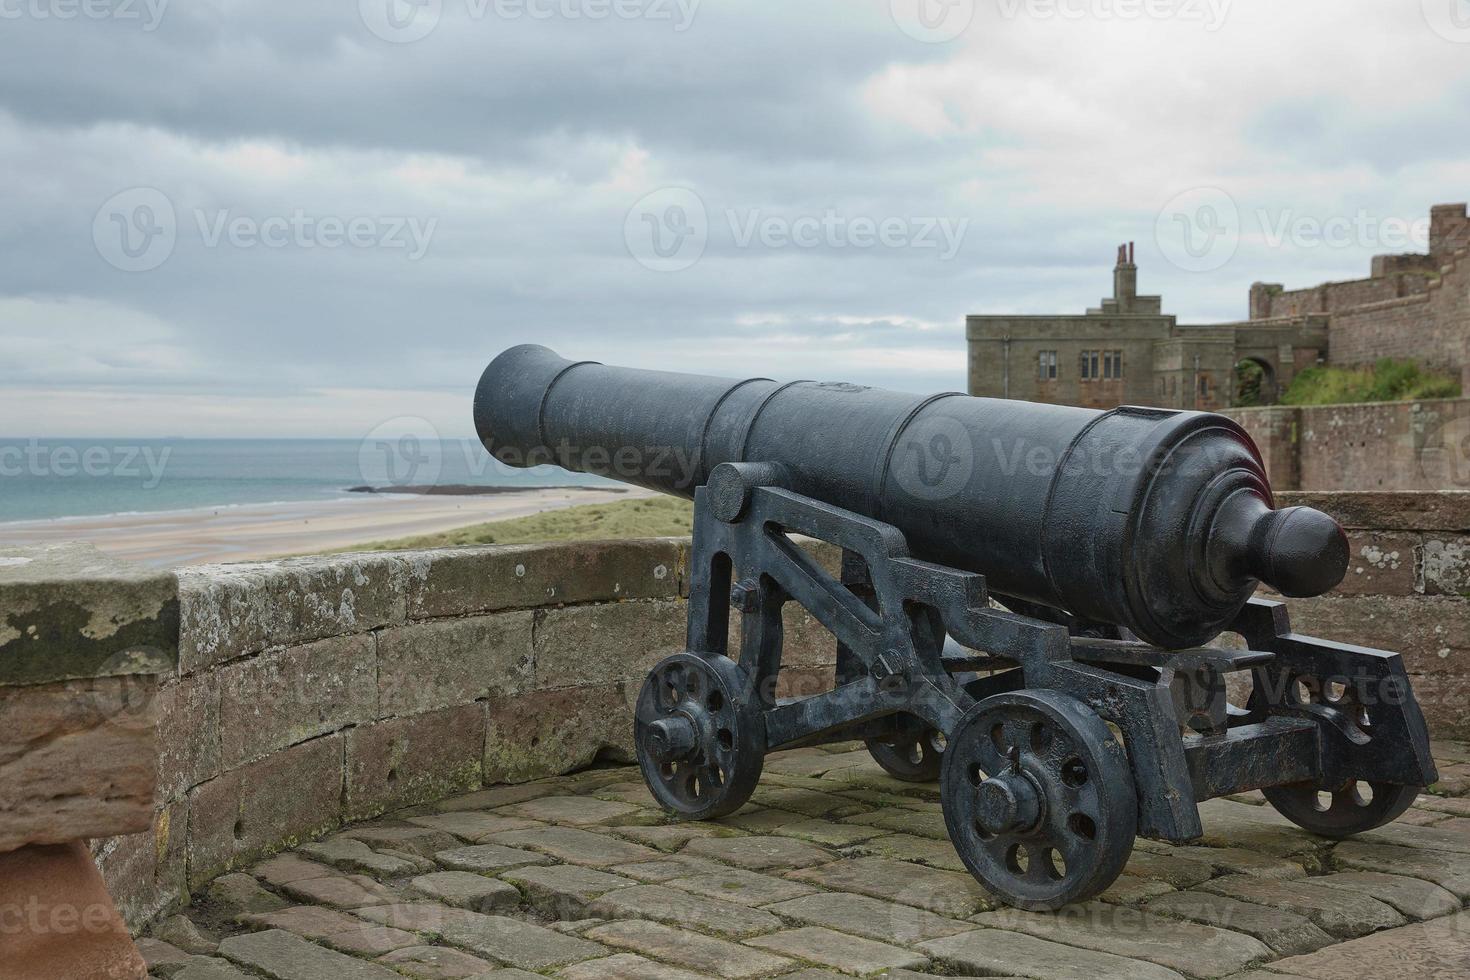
left=646, top=715, right=698, bottom=763
left=975, top=772, right=1041, bottom=836
left=635, top=652, right=765, bottom=820
left=940, top=690, right=1137, bottom=911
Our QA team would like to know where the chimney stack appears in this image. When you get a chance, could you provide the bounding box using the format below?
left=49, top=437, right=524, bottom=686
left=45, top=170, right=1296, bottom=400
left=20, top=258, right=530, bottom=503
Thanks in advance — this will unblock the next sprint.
left=1114, top=241, right=1138, bottom=313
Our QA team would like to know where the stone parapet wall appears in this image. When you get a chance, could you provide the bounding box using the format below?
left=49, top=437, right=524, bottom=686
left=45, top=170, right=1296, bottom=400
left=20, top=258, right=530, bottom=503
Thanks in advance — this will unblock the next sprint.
left=1224, top=398, right=1470, bottom=492
left=94, top=538, right=841, bottom=931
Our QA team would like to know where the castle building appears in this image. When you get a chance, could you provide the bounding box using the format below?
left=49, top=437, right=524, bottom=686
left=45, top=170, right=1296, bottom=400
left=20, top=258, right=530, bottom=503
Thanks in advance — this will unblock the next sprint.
left=967, top=203, right=1470, bottom=410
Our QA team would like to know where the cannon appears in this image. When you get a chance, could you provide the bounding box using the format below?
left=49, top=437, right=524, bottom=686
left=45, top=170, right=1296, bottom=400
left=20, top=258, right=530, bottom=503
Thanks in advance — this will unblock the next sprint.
left=474, top=345, right=1437, bottom=909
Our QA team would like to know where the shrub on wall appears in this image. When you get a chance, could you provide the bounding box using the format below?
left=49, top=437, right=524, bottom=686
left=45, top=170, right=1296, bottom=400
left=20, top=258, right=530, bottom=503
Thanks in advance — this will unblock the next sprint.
left=1281, top=358, right=1462, bottom=406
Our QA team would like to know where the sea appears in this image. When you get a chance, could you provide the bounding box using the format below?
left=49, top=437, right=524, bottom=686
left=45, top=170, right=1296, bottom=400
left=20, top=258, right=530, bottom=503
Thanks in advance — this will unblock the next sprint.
left=0, top=438, right=611, bottom=525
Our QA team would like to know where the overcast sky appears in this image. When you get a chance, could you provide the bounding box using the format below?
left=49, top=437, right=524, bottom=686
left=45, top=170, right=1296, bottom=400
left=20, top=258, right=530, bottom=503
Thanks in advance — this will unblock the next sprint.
left=3, top=0, right=1469, bottom=438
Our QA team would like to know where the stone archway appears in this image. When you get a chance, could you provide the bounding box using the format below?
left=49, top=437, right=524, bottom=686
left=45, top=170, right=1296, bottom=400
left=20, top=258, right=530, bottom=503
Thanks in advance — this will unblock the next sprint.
left=1233, top=356, right=1279, bottom=406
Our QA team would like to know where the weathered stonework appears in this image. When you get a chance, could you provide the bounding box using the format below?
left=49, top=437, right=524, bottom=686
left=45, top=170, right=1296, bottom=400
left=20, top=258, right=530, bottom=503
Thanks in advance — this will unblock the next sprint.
left=0, top=542, right=177, bottom=689
left=345, top=704, right=487, bottom=821
left=89, top=538, right=839, bottom=930
left=0, top=675, right=160, bottom=851
left=177, top=554, right=407, bottom=672
left=0, top=543, right=178, bottom=854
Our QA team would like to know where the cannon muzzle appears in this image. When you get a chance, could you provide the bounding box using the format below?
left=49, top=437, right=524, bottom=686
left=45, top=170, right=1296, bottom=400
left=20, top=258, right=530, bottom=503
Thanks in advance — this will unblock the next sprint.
left=474, top=345, right=1347, bottom=648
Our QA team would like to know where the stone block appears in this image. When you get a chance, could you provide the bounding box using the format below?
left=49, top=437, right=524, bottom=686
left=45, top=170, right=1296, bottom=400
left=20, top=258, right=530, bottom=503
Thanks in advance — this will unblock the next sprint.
left=217, top=634, right=377, bottom=770
left=1280, top=594, right=1469, bottom=674
left=178, top=554, right=406, bottom=672
left=218, top=928, right=404, bottom=980
left=1283, top=491, right=1470, bottom=532
left=1143, top=889, right=1332, bottom=955
left=763, top=892, right=970, bottom=945
left=154, top=672, right=222, bottom=801
left=1268, top=909, right=1470, bottom=980
left=745, top=926, right=928, bottom=976
left=560, top=953, right=702, bottom=980
left=345, top=704, right=486, bottom=821
left=406, top=871, right=520, bottom=912
left=787, top=856, right=994, bottom=917
left=502, top=865, right=637, bottom=917
left=586, top=884, right=782, bottom=938
left=1196, top=874, right=1405, bottom=939
left=1337, top=533, right=1418, bottom=595
left=357, top=905, right=607, bottom=970
left=0, top=541, right=177, bottom=688
left=185, top=735, right=344, bottom=888
left=0, top=674, right=160, bottom=851
left=401, top=538, right=686, bottom=620
left=683, top=834, right=835, bottom=870
left=532, top=600, right=685, bottom=690
left=94, top=802, right=187, bottom=931
left=667, top=866, right=815, bottom=907
left=0, top=840, right=148, bottom=980
left=378, top=945, right=500, bottom=978
left=920, top=928, right=1188, bottom=980
left=484, top=684, right=634, bottom=784
left=483, top=826, right=660, bottom=868
left=586, top=919, right=796, bottom=978
left=377, top=612, right=533, bottom=716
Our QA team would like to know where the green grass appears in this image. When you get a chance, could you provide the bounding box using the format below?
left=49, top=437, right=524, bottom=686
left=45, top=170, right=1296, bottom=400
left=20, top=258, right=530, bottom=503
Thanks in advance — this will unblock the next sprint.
left=1280, top=358, right=1461, bottom=407
left=350, top=494, right=695, bottom=551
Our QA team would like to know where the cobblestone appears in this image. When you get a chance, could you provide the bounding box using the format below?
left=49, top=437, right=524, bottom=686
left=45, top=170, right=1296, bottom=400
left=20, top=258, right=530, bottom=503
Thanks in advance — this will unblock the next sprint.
left=405, top=871, right=521, bottom=912
left=159, top=742, right=1470, bottom=980
left=746, top=925, right=930, bottom=973
left=584, top=919, right=795, bottom=978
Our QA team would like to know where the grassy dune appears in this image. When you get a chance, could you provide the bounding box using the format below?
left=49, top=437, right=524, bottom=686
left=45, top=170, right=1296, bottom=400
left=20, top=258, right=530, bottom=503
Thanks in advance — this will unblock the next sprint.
left=352, top=494, right=694, bottom=551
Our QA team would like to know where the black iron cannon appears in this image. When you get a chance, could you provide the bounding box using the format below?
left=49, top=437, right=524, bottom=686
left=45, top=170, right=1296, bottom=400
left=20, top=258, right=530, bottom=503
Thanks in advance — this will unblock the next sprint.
left=474, top=345, right=1437, bottom=909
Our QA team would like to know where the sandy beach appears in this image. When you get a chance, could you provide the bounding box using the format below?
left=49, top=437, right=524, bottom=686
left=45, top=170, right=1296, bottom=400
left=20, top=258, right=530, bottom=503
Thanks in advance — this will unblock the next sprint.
left=0, top=488, right=651, bottom=568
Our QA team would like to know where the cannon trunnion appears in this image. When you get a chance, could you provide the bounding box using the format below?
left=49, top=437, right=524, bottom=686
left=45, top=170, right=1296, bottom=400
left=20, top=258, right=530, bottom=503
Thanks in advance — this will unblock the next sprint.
left=474, top=346, right=1437, bottom=910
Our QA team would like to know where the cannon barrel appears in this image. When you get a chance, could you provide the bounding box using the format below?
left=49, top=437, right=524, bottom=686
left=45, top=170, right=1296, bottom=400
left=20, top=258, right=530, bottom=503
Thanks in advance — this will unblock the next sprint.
left=474, top=345, right=1348, bottom=648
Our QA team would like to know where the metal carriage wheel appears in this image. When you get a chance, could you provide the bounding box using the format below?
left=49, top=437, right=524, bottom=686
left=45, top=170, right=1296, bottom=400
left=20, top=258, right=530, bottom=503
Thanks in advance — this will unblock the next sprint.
left=866, top=714, right=946, bottom=782
left=634, top=652, right=765, bottom=820
left=1254, top=671, right=1421, bottom=837
left=940, top=690, right=1137, bottom=911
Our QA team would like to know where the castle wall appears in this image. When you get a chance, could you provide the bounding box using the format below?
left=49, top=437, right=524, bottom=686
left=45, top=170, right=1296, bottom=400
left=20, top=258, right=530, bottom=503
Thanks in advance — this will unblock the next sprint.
left=1326, top=253, right=1470, bottom=373
left=1223, top=397, right=1470, bottom=492
left=92, top=538, right=843, bottom=931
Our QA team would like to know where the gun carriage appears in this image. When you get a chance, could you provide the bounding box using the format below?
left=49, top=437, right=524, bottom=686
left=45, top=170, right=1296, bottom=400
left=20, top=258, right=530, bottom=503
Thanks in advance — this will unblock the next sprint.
left=474, top=345, right=1437, bottom=910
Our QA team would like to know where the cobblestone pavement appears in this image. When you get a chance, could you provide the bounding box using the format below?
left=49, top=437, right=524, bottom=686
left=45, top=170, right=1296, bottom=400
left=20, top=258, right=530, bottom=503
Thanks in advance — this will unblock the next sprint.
left=141, top=740, right=1470, bottom=980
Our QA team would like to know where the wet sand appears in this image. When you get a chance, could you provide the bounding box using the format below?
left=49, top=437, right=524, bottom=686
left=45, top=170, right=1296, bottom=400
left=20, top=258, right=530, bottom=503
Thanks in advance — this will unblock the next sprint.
left=0, top=488, right=651, bottom=568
